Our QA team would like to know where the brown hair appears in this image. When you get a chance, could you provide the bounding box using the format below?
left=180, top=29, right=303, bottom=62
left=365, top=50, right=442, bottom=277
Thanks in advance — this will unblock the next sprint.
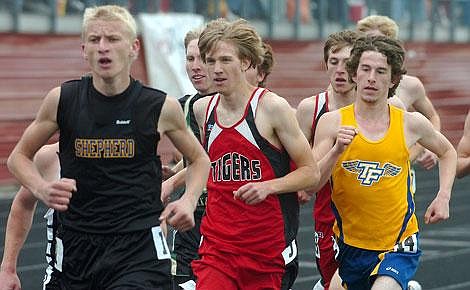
left=198, top=18, right=263, bottom=69
left=257, top=42, right=274, bottom=87
left=323, top=30, right=360, bottom=65
left=346, top=35, right=407, bottom=98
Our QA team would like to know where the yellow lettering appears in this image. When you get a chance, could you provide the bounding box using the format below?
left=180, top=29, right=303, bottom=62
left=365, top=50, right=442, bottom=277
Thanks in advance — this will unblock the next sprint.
left=74, top=138, right=135, bottom=158
left=127, top=140, right=135, bottom=157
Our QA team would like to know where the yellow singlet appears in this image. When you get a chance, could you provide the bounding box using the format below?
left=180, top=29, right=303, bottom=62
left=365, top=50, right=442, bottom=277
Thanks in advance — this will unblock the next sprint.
left=332, top=104, right=418, bottom=251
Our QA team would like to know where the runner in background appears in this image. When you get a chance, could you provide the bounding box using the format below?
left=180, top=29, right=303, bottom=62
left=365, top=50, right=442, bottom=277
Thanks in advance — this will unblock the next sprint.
left=0, top=143, right=59, bottom=290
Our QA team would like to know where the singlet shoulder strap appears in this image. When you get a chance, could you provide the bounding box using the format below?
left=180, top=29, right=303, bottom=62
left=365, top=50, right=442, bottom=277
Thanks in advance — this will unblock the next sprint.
left=248, top=87, right=268, bottom=119
left=183, top=93, right=197, bottom=125
left=310, top=91, right=328, bottom=143
left=204, top=93, right=219, bottom=124
left=312, top=91, right=328, bottom=129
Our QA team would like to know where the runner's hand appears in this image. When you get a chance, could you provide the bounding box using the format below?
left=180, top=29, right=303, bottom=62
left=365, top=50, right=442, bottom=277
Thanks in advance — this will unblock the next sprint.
left=416, top=149, right=438, bottom=170
left=233, top=182, right=273, bottom=205
left=159, top=196, right=195, bottom=232
left=0, top=270, right=21, bottom=290
left=36, top=178, right=76, bottom=211
left=424, top=194, right=450, bottom=224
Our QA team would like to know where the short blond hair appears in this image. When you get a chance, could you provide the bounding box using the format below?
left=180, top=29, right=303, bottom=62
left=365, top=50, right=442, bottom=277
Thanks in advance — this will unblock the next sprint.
left=356, top=15, right=399, bottom=39
left=82, top=5, right=137, bottom=40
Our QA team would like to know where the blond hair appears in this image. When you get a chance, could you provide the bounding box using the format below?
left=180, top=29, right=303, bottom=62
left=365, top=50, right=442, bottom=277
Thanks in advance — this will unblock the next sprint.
left=356, top=15, right=399, bottom=39
left=184, top=27, right=204, bottom=51
left=82, top=5, right=137, bottom=40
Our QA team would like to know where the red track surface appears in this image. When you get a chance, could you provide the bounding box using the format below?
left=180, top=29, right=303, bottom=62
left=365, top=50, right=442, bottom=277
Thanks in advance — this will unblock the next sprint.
left=0, top=34, right=468, bottom=184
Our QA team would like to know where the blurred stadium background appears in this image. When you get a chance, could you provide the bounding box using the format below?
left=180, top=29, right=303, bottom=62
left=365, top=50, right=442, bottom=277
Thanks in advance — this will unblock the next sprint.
left=0, top=1, right=469, bottom=289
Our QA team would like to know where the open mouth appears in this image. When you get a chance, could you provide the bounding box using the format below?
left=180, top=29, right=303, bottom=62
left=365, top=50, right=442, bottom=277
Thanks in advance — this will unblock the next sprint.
left=98, top=57, right=112, bottom=66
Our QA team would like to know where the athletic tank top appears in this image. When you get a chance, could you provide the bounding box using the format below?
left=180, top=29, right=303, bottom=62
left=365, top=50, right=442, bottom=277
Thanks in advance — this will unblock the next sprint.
left=57, top=76, right=166, bottom=233
left=332, top=104, right=418, bottom=250
left=200, top=88, right=299, bottom=266
left=311, top=91, right=336, bottom=225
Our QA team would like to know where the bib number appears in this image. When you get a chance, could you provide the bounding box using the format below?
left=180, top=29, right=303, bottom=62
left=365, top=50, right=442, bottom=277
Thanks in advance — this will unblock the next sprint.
left=282, top=240, right=298, bottom=264
left=152, top=226, right=171, bottom=260
left=314, top=232, right=320, bottom=259
left=393, top=233, right=418, bottom=254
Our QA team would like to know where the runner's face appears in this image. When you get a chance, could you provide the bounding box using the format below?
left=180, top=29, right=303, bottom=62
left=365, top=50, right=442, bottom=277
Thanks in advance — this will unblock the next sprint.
left=327, top=46, right=355, bottom=94
left=205, top=41, right=248, bottom=95
left=352, top=50, right=394, bottom=103
left=186, top=39, right=212, bottom=94
left=82, top=20, right=138, bottom=81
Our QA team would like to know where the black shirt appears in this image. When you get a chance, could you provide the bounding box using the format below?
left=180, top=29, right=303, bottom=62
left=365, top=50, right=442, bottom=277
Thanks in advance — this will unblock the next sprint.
left=57, top=76, right=166, bottom=233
